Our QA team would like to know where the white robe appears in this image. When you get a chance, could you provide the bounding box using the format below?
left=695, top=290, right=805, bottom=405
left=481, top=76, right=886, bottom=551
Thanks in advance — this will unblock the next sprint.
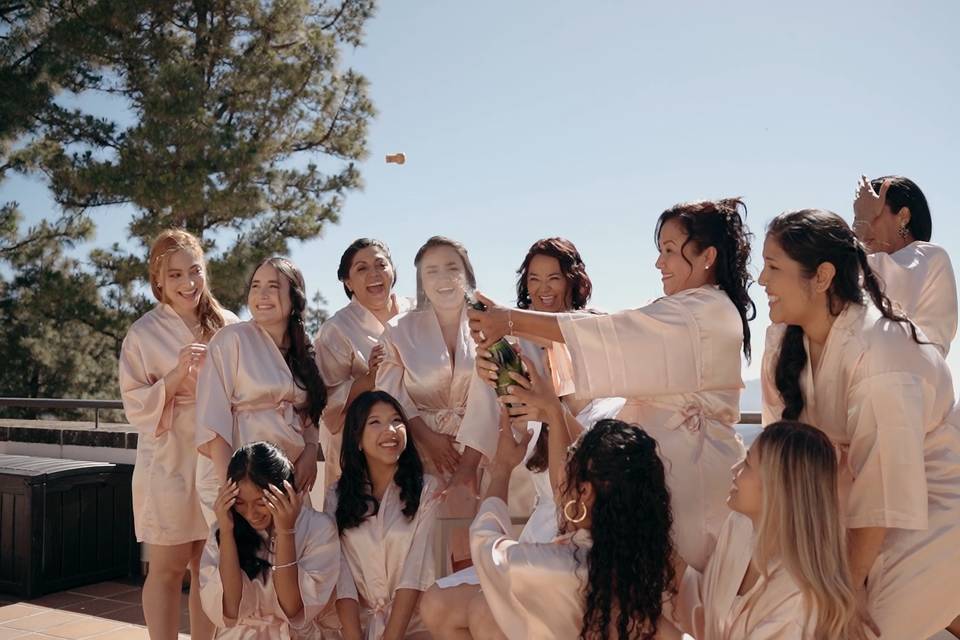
left=326, top=475, right=441, bottom=640
left=762, top=302, right=960, bottom=638
left=677, top=513, right=815, bottom=640
left=557, top=285, right=746, bottom=571
left=470, top=497, right=591, bottom=640
left=868, top=241, right=957, bottom=356
left=199, top=507, right=340, bottom=639
left=119, top=304, right=238, bottom=545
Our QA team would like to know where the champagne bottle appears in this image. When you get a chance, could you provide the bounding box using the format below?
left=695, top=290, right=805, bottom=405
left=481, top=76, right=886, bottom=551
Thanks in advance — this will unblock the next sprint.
left=466, top=291, right=527, bottom=396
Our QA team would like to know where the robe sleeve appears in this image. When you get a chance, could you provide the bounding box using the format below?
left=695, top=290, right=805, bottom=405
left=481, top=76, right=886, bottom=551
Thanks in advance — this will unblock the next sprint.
left=396, top=478, right=441, bottom=592
left=470, top=497, right=528, bottom=637
left=197, top=527, right=256, bottom=629
left=674, top=566, right=706, bottom=637
left=195, top=331, right=237, bottom=455
left=118, top=328, right=171, bottom=437
left=743, top=619, right=807, bottom=639
left=557, top=297, right=701, bottom=398
left=280, top=512, right=341, bottom=632
left=916, top=248, right=958, bottom=356
left=760, top=324, right=787, bottom=426
left=374, top=329, right=420, bottom=420
left=845, top=372, right=929, bottom=530
left=456, top=373, right=501, bottom=461
left=315, top=322, right=357, bottom=434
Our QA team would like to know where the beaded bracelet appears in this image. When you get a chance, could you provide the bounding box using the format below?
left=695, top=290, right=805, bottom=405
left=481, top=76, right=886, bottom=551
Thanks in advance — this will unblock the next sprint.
left=274, top=527, right=296, bottom=535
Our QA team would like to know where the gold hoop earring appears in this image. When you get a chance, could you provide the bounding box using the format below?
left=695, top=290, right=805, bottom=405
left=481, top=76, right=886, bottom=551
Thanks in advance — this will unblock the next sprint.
left=562, top=499, right=587, bottom=523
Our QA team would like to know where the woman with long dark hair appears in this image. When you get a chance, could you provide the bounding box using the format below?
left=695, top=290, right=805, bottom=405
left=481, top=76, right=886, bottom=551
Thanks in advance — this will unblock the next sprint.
left=376, top=236, right=480, bottom=570
left=467, top=199, right=754, bottom=572
left=199, top=442, right=339, bottom=639
left=469, top=410, right=677, bottom=639
left=325, top=391, right=439, bottom=639
left=197, top=256, right=327, bottom=506
left=759, top=209, right=960, bottom=638
left=314, top=239, right=413, bottom=490
left=677, top=421, right=862, bottom=639
left=421, top=238, right=623, bottom=637
left=853, top=174, right=956, bottom=355
left=119, top=228, right=237, bottom=640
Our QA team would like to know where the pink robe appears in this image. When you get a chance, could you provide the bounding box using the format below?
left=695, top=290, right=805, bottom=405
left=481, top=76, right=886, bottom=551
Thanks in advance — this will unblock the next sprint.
left=199, top=508, right=340, bottom=639
left=470, top=496, right=591, bottom=640
left=677, top=513, right=815, bottom=639
left=762, top=303, right=960, bottom=638
left=195, top=321, right=320, bottom=507
left=326, top=475, right=441, bottom=639
left=119, top=304, right=238, bottom=545
left=867, top=240, right=957, bottom=356
left=314, top=295, right=413, bottom=487
left=557, top=285, right=746, bottom=571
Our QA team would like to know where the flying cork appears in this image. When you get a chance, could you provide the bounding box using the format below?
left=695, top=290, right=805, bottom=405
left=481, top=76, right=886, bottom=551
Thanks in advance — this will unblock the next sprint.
left=385, top=152, right=406, bottom=165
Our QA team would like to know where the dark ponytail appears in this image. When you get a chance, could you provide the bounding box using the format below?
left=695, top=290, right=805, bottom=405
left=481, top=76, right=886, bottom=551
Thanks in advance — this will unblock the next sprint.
left=216, top=442, right=295, bottom=581
left=655, top=197, right=756, bottom=360
left=768, top=210, right=922, bottom=420
left=249, top=257, right=327, bottom=429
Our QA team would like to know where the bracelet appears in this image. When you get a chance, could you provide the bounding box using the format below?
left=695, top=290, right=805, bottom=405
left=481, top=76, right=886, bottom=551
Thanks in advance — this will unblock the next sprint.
left=507, top=309, right=514, bottom=335
left=275, top=527, right=296, bottom=535
left=272, top=559, right=298, bottom=570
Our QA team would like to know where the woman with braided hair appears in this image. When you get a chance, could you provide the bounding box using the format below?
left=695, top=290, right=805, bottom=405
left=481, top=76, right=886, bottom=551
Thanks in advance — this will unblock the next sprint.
left=759, top=209, right=960, bottom=639
left=467, top=198, right=755, bottom=572
left=197, top=256, right=327, bottom=509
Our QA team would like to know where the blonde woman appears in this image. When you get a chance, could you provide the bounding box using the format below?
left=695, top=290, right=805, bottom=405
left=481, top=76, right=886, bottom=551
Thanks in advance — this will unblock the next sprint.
left=676, top=421, right=862, bottom=639
left=119, top=229, right=237, bottom=640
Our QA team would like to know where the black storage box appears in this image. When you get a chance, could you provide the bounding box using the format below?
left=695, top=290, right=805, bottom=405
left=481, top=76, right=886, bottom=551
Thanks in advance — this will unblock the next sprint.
left=0, top=454, right=139, bottom=598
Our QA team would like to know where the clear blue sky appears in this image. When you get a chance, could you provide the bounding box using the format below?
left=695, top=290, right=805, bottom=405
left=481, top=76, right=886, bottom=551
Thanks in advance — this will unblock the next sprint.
left=4, top=0, right=960, bottom=382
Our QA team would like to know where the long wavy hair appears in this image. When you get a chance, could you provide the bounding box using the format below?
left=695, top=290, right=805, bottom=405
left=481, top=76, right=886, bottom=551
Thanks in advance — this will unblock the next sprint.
left=148, top=228, right=227, bottom=340
left=216, top=442, right=295, bottom=581
left=515, top=237, right=593, bottom=311
left=336, top=238, right=397, bottom=299
left=655, top=197, right=756, bottom=360
left=561, top=419, right=674, bottom=640
left=335, top=391, right=425, bottom=533
left=248, top=257, right=327, bottom=429
left=869, top=175, right=932, bottom=242
left=753, top=421, right=861, bottom=639
left=413, top=236, right=477, bottom=310
left=767, top=210, right=921, bottom=419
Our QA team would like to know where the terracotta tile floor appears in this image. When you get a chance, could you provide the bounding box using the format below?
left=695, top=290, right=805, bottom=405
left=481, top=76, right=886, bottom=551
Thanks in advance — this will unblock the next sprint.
left=0, top=579, right=189, bottom=639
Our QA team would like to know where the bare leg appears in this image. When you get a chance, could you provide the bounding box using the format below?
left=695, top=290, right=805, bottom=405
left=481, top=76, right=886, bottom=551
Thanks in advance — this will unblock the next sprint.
left=946, top=614, right=960, bottom=639
left=467, top=591, right=507, bottom=640
left=188, top=539, right=216, bottom=640
left=420, top=583, right=478, bottom=640
left=142, top=542, right=193, bottom=640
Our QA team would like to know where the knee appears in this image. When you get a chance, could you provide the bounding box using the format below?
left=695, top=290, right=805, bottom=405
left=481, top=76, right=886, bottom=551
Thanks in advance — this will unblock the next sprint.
left=418, top=585, right=448, bottom=631
left=467, top=593, right=502, bottom=640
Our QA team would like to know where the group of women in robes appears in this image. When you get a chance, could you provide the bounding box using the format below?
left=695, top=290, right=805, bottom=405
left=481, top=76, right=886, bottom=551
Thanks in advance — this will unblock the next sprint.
left=119, top=173, right=960, bottom=639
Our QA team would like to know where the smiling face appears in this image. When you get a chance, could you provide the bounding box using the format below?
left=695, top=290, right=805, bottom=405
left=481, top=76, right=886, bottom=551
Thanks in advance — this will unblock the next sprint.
left=359, top=401, right=408, bottom=467
left=248, top=263, right=292, bottom=327
left=345, top=246, right=395, bottom=310
left=161, top=249, right=206, bottom=315
left=526, top=254, right=570, bottom=312
left=727, top=446, right=762, bottom=520
left=655, top=218, right=714, bottom=296
left=419, top=245, right=468, bottom=311
left=757, top=235, right=818, bottom=326
left=233, top=478, right=273, bottom=531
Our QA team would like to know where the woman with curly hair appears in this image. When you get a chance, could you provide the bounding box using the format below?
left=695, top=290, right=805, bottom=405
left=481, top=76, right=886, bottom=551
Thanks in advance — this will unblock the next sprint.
left=120, top=228, right=238, bottom=640
left=677, top=421, right=862, bottom=639
left=197, top=257, right=327, bottom=507
left=469, top=407, right=677, bottom=640
left=199, top=442, right=340, bottom=639
left=324, top=391, right=440, bottom=639
left=759, top=209, right=960, bottom=638
left=468, top=199, right=755, bottom=572
left=852, top=174, right=956, bottom=355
